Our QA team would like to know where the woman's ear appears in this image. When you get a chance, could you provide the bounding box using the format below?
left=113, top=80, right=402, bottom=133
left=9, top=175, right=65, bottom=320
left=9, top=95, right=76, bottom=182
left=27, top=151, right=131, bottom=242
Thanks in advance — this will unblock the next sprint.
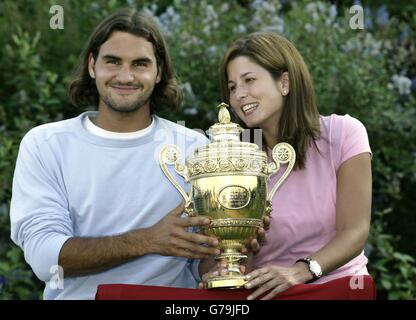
left=280, top=72, right=289, bottom=96
left=88, top=53, right=96, bottom=79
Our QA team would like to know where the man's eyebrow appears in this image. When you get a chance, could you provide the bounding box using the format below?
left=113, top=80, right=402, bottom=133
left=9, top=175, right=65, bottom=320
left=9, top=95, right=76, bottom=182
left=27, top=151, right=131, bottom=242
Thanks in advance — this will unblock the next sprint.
left=227, top=72, right=255, bottom=84
left=132, top=57, right=153, bottom=64
left=102, top=55, right=121, bottom=60
left=101, top=55, right=153, bottom=64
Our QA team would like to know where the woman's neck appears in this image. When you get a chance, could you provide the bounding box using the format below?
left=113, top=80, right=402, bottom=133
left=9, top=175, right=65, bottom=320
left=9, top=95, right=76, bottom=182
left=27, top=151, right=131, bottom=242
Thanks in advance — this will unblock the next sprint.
left=262, top=126, right=278, bottom=149
left=260, top=110, right=281, bottom=149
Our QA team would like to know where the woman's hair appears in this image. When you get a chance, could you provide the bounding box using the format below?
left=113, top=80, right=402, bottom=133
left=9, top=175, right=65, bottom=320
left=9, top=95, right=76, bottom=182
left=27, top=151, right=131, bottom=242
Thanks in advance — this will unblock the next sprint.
left=69, top=8, right=182, bottom=113
left=219, top=32, right=320, bottom=169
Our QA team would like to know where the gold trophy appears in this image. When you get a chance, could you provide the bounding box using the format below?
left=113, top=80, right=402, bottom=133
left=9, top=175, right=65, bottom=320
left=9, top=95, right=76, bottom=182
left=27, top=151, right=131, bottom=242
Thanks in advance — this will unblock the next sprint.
left=159, top=103, right=295, bottom=289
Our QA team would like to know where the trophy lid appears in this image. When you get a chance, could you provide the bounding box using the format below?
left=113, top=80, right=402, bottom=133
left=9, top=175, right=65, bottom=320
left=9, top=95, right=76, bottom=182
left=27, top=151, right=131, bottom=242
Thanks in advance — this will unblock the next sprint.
left=207, top=103, right=243, bottom=142
left=186, top=103, right=268, bottom=180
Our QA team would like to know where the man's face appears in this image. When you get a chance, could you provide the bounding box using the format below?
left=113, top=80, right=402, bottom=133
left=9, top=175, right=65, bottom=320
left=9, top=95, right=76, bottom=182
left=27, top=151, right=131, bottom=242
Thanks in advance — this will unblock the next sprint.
left=88, top=31, right=161, bottom=114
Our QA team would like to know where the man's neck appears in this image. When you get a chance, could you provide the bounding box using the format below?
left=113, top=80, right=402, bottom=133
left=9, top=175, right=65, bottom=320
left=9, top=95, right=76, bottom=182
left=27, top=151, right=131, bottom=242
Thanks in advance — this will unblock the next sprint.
left=93, top=104, right=152, bottom=133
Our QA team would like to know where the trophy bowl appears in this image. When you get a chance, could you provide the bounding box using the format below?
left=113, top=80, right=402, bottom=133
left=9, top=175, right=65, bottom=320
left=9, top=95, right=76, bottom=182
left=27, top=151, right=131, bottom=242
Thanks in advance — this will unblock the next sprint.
left=159, top=103, right=295, bottom=289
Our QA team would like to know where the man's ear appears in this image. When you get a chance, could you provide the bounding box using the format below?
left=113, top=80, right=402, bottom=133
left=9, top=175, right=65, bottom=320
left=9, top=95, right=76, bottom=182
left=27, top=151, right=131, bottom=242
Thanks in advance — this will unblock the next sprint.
left=280, top=72, right=290, bottom=96
left=156, top=63, right=163, bottom=84
left=88, top=53, right=96, bottom=79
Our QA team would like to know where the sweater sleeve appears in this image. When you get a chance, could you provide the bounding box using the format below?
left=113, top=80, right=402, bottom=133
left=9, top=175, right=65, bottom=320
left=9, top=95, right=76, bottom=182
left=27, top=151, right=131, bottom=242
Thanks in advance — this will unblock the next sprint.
left=188, top=259, right=202, bottom=284
left=180, top=131, right=208, bottom=284
left=10, top=130, right=73, bottom=282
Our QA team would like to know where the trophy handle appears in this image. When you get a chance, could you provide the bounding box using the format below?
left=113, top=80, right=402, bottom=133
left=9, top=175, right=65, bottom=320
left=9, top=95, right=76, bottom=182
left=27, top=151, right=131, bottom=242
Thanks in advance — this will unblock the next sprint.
left=266, top=143, right=296, bottom=206
left=159, top=145, right=194, bottom=216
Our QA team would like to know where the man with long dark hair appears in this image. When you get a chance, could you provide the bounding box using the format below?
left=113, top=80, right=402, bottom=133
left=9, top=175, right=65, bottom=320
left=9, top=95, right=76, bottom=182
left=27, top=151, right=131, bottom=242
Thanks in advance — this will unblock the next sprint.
left=10, top=8, right=219, bottom=299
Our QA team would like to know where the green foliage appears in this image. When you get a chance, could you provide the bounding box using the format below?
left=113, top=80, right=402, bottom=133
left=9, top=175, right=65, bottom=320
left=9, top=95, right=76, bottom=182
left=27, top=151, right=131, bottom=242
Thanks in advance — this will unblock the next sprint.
left=0, top=246, right=42, bottom=299
left=0, top=26, right=61, bottom=300
left=0, top=0, right=415, bottom=299
left=368, top=209, right=416, bottom=299
left=3, top=28, right=64, bottom=128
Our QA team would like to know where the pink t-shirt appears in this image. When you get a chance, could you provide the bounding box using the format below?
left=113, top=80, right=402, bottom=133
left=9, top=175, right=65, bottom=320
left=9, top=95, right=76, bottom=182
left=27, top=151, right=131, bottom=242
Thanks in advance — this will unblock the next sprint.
left=254, top=114, right=372, bottom=283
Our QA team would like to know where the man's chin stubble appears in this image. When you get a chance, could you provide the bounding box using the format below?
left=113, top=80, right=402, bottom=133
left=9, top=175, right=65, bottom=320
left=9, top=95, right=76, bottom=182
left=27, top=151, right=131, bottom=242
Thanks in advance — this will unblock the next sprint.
left=103, top=98, right=148, bottom=114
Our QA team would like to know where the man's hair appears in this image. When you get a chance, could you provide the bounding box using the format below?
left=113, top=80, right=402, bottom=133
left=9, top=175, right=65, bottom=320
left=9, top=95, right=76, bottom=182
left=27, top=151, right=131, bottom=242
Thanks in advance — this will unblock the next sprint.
left=69, top=8, right=182, bottom=113
left=219, top=32, right=320, bottom=169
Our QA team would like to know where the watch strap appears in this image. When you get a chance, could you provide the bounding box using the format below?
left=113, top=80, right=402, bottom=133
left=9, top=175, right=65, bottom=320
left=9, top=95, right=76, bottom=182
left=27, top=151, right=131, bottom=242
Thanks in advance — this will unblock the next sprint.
left=296, top=257, right=322, bottom=281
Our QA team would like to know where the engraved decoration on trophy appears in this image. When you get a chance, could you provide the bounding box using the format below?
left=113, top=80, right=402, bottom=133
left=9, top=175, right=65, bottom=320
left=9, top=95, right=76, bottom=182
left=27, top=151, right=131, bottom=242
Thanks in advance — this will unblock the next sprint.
left=159, top=103, right=296, bottom=289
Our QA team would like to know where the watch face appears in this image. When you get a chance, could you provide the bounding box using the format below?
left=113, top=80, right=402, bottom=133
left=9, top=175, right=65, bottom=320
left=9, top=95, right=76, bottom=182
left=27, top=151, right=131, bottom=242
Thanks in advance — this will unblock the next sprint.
left=310, top=261, right=322, bottom=277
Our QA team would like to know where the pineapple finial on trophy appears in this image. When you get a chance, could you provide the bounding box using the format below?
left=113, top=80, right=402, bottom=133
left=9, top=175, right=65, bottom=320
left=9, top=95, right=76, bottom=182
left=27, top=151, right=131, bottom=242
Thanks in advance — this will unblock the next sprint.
left=217, top=102, right=231, bottom=124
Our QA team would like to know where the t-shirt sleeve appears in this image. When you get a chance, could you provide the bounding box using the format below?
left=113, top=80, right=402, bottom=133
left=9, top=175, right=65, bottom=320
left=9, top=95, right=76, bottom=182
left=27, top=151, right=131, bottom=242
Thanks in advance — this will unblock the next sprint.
left=10, top=130, right=73, bottom=282
left=333, top=115, right=372, bottom=171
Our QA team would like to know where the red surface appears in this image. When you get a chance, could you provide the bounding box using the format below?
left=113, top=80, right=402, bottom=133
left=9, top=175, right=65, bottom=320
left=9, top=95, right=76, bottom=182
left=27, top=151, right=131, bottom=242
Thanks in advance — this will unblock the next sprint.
left=95, top=275, right=376, bottom=300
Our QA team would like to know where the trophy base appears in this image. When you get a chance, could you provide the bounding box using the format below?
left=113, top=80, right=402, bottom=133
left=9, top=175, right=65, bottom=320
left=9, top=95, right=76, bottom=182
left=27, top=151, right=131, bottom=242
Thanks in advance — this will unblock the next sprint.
left=206, top=275, right=247, bottom=289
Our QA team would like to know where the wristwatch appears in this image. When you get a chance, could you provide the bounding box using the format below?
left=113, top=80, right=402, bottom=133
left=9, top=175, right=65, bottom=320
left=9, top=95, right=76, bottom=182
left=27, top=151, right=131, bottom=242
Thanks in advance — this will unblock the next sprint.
left=296, top=257, right=323, bottom=281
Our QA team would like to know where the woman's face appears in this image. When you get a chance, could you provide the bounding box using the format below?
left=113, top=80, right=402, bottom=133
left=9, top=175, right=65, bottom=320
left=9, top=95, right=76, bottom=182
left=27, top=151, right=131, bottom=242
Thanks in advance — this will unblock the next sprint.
left=226, top=56, right=288, bottom=131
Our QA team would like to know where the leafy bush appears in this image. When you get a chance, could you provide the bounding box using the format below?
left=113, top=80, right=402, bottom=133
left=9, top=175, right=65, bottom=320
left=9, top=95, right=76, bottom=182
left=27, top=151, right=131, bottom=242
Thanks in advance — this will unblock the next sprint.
left=0, top=27, right=65, bottom=299
left=368, top=208, right=416, bottom=299
left=0, top=0, right=415, bottom=299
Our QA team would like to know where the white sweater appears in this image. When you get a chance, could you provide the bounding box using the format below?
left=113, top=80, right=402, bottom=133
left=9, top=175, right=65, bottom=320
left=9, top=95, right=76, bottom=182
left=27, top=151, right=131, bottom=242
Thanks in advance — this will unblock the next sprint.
left=10, top=111, right=208, bottom=299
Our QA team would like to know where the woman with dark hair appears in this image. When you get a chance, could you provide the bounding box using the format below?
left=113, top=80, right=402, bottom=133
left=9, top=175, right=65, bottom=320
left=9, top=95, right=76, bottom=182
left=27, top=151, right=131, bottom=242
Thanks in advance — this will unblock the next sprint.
left=202, top=32, right=374, bottom=300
